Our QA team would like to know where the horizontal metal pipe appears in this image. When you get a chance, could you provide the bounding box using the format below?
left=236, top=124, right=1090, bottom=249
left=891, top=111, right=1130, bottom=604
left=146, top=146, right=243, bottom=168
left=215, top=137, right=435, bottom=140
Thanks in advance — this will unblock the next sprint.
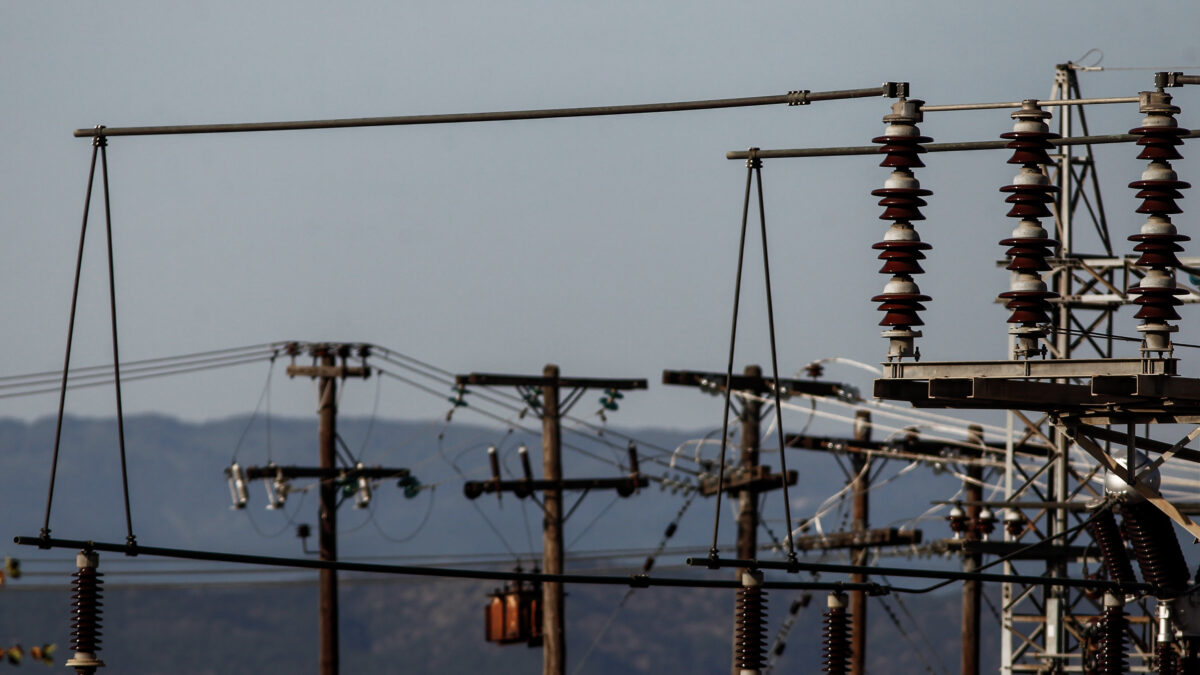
left=921, top=96, right=1138, bottom=112
left=727, top=129, right=1200, bottom=160
left=72, top=85, right=897, bottom=138
left=13, top=536, right=883, bottom=593
left=684, top=556, right=1155, bottom=594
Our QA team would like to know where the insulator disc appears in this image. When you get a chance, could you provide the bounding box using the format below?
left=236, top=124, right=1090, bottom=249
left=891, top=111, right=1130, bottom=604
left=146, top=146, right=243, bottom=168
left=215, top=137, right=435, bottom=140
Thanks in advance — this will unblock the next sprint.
left=1123, top=500, right=1191, bottom=596
left=821, top=606, right=851, bottom=674
left=1086, top=510, right=1137, bottom=586
left=735, top=586, right=767, bottom=671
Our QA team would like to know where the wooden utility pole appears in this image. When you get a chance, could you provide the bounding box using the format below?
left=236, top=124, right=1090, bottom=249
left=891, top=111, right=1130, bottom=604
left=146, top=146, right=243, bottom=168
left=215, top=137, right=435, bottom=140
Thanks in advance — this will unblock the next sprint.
left=849, top=411, right=870, bottom=675
left=541, top=364, right=566, bottom=675
left=961, top=424, right=984, bottom=675
left=663, top=366, right=844, bottom=673
left=455, top=366, right=647, bottom=675
left=735, top=365, right=763, bottom=675
left=318, top=352, right=339, bottom=675
left=284, top=343, right=371, bottom=675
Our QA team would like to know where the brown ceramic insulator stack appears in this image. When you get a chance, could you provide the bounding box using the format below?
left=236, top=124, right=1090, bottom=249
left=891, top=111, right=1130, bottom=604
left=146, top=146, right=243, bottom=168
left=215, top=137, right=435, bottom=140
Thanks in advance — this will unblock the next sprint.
left=1158, top=641, right=1180, bottom=675
left=1086, top=507, right=1137, bottom=587
left=1127, top=90, right=1191, bottom=355
left=821, top=592, right=851, bottom=674
left=735, top=576, right=767, bottom=673
left=1122, top=500, right=1191, bottom=597
left=997, top=101, right=1060, bottom=358
left=65, top=551, right=104, bottom=674
left=1094, top=594, right=1128, bottom=675
left=870, top=99, right=933, bottom=361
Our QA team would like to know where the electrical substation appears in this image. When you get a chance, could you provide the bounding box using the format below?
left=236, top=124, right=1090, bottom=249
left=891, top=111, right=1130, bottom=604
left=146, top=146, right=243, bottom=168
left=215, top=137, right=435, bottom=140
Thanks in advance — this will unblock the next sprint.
left=15, top=61, right=1200, bottom=675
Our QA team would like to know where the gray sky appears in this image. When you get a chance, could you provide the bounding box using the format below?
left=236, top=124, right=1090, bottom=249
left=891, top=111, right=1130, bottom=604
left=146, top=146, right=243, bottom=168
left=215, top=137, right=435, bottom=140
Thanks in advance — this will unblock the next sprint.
left=5, top=2, right=1200, bottom=430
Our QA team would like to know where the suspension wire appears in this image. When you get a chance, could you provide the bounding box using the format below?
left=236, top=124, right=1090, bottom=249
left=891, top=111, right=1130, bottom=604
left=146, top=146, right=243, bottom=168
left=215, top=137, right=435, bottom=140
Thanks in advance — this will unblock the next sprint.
left=709, top=152, right=755, bottom=559
left=99, top=135, right=136, bottom=546
left=566, top=494, right=620, bottom=550
left=889, top=497, right=1114, bottom=595
left=875, top=591, right=943, bottom=675
left=231, top=357, right=277, bottom=464
left=359, top=368, right=383, bottom=461
left=368, top=486, right=437, bottom=545
left=0, top=353, right=276, bottom=399
left=753, top=154, right=797, bottom=560
left=376, top=366, right=703, bottom=480
left=0, top=342, right=277, bottom=385
left=40, top=138, right=101, bottom=541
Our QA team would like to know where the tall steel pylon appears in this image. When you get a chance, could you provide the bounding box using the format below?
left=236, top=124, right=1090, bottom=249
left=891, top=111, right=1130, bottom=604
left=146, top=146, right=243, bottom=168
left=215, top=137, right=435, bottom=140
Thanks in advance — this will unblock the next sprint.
left=997, top=62, right=1198, bottom=675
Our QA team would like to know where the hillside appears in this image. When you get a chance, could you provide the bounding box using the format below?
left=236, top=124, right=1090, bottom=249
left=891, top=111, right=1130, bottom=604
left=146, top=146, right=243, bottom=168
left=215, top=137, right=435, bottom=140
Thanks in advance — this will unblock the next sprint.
left=0, top=415, right=992, bottom=673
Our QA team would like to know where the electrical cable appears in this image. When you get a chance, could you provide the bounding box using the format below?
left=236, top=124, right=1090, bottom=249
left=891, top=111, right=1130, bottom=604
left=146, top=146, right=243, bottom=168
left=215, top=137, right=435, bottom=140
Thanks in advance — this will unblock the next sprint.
left=230, top=358, right=276, bottom=464
left=41, top=137, right=101, bottom=541
left=566, top=495, right=621, bottom=551
left=875, top=593, right=944, bottom=675
left=708, top=152, right=756, bottom=560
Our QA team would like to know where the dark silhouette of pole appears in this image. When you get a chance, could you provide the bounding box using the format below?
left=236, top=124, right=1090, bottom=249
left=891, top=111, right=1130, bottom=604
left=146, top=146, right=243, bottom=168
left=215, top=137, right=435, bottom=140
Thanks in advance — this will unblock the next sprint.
left=318, top=351, right=339, bottom=675
left=850, top=411, right=870, bottom=675
left=962, top=424, right=984, bottom=675
left=541, top=364, right=566, bottom=675
left=735, top=365, right=764, bottom=673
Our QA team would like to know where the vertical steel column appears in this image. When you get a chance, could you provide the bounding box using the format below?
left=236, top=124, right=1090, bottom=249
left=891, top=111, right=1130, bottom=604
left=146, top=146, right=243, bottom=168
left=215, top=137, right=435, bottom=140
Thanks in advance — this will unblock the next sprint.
left=962, top=424, right=984, bottom=675
left=734, top=365, right=763, bottom=674
left=318, top=351, right=339, bottom=675
left=541, top=364, right=566, bottom=675
left=1046, top=64, right=1074, bottom=672
left=849, top=411, right=871, bottom=675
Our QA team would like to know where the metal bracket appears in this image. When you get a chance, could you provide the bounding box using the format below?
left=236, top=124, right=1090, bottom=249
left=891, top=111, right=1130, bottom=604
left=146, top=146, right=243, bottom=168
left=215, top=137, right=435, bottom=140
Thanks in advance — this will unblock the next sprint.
left=883, top=82, right=909, bottom=99
left=786, top=90, right=811, bottom=106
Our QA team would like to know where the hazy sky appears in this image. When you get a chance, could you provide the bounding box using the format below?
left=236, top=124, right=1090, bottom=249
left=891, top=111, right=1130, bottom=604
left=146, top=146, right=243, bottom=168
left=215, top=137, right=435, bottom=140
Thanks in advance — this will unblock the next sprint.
left=5, top=2, right=1200, bottom=430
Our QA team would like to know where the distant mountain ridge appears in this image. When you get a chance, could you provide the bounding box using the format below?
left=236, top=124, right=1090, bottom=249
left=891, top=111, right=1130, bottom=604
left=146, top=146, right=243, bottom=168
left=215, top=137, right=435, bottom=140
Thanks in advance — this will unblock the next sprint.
left=0, top=415, right=991, bottom=673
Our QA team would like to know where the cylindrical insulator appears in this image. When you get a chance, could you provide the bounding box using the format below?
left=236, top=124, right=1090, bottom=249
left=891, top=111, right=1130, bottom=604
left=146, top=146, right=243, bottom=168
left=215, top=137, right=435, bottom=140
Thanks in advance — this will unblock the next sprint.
left=1122, top=500, right=1191, bottom=597
left=735, top=571, right=767, bottom=673
left=997, top=101, right=1060, bottom=358
left=821, top=592, right=851, bottom=675
left=1127, top=91, right=1191, bottom=355
left=1086, top=507, right=1137, bottom=587
left=65, top=551, right=104, bottom=673
left=870, top=99, right=932, bottom=361
left=1158, top=641, right=1180, bottom=675
left=1094, top=593, right=1127, bottom=675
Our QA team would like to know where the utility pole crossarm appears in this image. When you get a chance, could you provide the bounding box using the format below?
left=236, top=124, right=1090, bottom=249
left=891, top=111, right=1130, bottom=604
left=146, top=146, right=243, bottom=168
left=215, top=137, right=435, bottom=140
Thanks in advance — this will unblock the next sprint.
left=287, top=364, right=370, bottom=379
left=243, top=466, right=411, bottom=480
left=455, top=373, right=646, bottom=390
left=661, top=368, right=847, bottom=398
left=463, top=476, right=647, bottom=499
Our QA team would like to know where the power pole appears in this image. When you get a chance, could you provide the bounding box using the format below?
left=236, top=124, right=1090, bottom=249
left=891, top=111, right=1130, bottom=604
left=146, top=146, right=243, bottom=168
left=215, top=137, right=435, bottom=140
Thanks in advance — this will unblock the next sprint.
left=285, top=343, right=371, bottom=675
left=456, top=365, right=647, bottom=675
left=849, top=411, right=869, bottom=675
left=735, top=366, right=763, bottom=675
left=540, top=364, right=565, bottom=675
left=662, top=366, right=847, bottom=673
left=961, top=424, right=984, bottom=675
